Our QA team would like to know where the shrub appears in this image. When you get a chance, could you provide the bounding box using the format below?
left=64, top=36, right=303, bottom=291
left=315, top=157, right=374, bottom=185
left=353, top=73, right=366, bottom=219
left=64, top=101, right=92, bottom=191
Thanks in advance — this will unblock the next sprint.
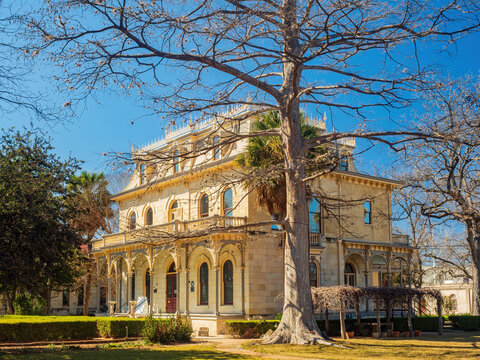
left=141, top=315, right=193, bottom=344
left=225, top=320, right=279, bottom=338
left=13, top=293, right=46, bottom=315
left=97, top=318, right=145, bottom=338
left=413, top=315, right=440, bottom=332
left=449, top=315, right=480, bottom=331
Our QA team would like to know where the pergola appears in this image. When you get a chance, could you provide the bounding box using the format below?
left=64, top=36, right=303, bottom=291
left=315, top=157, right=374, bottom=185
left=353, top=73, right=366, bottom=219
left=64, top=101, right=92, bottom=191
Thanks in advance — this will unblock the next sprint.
left=311, top=286, right=442, bottom=339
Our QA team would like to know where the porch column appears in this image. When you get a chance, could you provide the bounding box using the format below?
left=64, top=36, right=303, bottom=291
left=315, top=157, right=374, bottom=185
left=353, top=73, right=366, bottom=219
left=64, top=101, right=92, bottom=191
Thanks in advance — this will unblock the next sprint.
left=215, top=266, right=219, bottom=315
left=107, top=275, right=112, bottom=309
left=96, top=279, right=100, bottom=312
left=115, top=275, right=121, bottom=311
left=185, top=244, right=190, bottom=315
left=127, top=272, right=132, bottom=304
left=176, top=269, right=182, bottom=314
left=240, top=265, right=245, bottom=315
left=149, top=271, right=155, bottom=314
left=364, top=271, right=369, bottom=312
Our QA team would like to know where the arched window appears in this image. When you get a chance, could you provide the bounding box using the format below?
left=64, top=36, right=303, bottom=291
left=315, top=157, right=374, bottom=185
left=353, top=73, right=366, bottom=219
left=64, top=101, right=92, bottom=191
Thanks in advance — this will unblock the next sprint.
left=129, top=212, right=136, bottom=230
left=223, top=188, right=233, bottom=217
left=168, top=262, right=176, bottom=273
left=173, top=150, right=180, bottom=173
left=145, top=208, right=153, bottom=226
left=169, top=201, right=178, bottom=221
left=199, top=262, right=209, bottom=305
left=213, top=136, right=221, bottom=160
left=199, top=194, right=209, bottom=218
left=145, top=269, right=151, bottom=302
left=139, top=163, right=146, bottom=184
left=450, top=294, right=457, bottom=312
left=309, top=262, right=318, bottom=287
left=345, top=263, right=356, bottom=286
left=223, top=260, right=233, bottom=305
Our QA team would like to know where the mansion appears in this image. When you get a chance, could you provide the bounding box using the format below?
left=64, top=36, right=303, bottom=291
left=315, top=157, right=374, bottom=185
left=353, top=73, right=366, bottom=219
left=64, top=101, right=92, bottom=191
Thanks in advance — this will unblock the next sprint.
left=80, top=106, right=412, bottom=335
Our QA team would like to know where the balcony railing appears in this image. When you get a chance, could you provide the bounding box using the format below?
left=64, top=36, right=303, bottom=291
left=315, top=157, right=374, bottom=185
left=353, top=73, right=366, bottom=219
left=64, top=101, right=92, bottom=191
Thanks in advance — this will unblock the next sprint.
left=309, top=232, right=322, bottom=247
left=392, top=234, right=410, bottom=246
left=92, top=215, right=247, bottom=250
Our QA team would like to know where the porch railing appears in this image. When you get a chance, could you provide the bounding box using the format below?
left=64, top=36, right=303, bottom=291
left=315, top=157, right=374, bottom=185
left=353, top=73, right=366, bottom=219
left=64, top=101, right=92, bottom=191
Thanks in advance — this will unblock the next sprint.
left=392, top=234, right=410, bottom=245
left=92, top=215, right=247, bottom=250
left=309, top=232, right=322, bottom=246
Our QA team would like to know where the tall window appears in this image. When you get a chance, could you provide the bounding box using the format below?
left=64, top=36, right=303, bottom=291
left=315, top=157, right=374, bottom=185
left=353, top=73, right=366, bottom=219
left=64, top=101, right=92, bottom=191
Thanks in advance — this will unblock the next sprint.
left=139, top=163, right=146, bottom=184
left=339, top=158, right=348, bottom=171
left=344, top=263, right=356, bottom=286
left=223, top=260, right=233, bottom=305
left=100, top=287, right=106, bottom=307
left=129, top=212, right=136, bottom=230
left=213, top=136, right=221, bottom=160
left=199, top=262, right=209, bottom=305
left=364, top=201, right=372, bottom=224
left=77, top=287, right=84, bottom=307
left=169, top=201, right=178, bottom=221
left=223, top=188, right=233, bottom=217
left=145, top=269, right=151, bottom=301
left=62, top=289, right=69, bottom=307
left=309, top=262, right=318, bottom=287
left=199, top=194, right=209, bottom=218
left=145, top=208, right=153, bottom=226
left=309, top=197, right=321, bottom=234
left=173, top=150, right=180, bottom=173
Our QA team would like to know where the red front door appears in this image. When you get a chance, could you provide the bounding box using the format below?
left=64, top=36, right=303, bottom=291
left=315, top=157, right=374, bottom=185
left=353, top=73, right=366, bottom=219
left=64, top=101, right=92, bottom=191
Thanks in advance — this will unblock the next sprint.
left=166, top=273, right=177, bottom=313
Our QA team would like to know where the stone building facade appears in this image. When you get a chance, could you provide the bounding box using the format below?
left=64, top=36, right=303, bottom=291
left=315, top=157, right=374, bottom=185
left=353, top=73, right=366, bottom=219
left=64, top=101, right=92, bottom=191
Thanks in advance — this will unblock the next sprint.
left=90, top=106, right=414, bottom=335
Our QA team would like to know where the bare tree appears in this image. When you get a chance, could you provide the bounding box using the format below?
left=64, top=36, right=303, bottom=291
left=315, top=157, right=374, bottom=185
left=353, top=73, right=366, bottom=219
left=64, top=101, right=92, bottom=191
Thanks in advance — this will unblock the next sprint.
left=24, top=0, right=480, bottom=343
left=401, top=79, right=480, bottom=314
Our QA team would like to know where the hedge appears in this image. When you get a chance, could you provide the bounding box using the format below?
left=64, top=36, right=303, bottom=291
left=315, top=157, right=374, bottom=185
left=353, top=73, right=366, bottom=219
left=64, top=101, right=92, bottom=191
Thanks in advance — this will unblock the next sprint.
left=225, top=320, right=279, bottom=338
left=226, top=315, right=442, bottom=339
left=96, top=318, right=146, bottom=338
left=0, top=316, right=146, bottom=342
left=449, top=315, right=480, bottom=331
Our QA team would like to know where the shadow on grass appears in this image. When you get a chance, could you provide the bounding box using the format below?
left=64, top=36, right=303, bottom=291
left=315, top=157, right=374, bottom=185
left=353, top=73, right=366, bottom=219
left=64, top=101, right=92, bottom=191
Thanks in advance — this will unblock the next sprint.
left=0, top=348, right=255, bottom=360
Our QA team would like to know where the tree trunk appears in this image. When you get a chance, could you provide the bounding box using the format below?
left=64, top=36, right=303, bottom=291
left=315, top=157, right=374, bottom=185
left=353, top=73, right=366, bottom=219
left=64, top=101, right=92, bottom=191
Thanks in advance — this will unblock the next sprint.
left=43, top=287, right=51, bottom=315
left=263, top=70, right=327, bottom=344
left=83, top=273, right=92, bottom=316
left=339, top=301, right=346, bottom=340
left=4, top=292, right=14, bottom=314
left=472, top=260, right=480, bottom=315
left=324, top=305, right=329, bottom=336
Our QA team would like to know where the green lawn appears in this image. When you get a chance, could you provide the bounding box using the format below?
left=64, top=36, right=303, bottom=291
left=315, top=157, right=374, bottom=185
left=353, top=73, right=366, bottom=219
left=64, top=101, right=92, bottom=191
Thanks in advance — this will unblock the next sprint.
left=0, top=344, right=261, bottom=360
left=243, top=333, right=480, bottom=360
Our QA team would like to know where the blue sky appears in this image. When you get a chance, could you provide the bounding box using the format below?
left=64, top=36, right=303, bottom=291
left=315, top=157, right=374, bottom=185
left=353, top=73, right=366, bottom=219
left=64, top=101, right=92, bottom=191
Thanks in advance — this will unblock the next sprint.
left=1, top=4, right=479, bottom=176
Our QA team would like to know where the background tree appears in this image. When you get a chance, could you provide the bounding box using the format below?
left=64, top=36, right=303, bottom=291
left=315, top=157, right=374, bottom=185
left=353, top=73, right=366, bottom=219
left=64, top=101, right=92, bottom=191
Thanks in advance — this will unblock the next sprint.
left=25, top=0, right=480, bottom=343
left=0, top=128, right=81, bottom=314
left=68, top=171, right=114, bottom=316
left=400, top=80, right=480, bottom=314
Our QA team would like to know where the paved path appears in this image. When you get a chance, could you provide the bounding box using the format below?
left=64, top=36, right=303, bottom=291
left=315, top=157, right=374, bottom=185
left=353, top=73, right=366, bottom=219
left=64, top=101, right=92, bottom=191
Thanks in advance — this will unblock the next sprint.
left=205, top=337, right=327, bottom=360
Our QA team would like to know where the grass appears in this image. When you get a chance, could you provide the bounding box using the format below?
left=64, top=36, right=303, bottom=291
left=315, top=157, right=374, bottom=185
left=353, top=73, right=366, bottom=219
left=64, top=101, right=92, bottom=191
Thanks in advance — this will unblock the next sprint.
left=0, top=344, right=263, bottom=360
left=243, top=333, right=480, bottom=360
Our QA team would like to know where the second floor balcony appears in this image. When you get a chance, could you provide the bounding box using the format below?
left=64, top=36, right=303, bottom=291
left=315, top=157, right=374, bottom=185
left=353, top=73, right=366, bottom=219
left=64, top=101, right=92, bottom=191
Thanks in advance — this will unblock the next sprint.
left=92, top=215, right=247, bottom=251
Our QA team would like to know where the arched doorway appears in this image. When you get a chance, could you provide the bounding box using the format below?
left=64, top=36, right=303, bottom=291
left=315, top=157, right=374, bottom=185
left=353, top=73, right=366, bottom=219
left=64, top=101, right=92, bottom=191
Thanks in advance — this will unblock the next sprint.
left=166, top=262, right=177, bottom=313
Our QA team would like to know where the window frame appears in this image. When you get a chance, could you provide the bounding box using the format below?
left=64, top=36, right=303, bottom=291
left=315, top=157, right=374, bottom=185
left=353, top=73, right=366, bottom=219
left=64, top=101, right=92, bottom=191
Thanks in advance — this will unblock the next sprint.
left=173, top=150, right=181, bottom=173
left=199, top=262, right=209, bottom=305
left=139, top=163, right=146, bottom=184
left=168, top=201, right=178, bottom=222
left=344, top=263, right=356, bottom=286
left=199, top=194, right=209, bottom=218
left=145, top=207, right=153, bottom=226
left=309, top=262, right=319, bottom=287
left=129, top=212, right=137, bottom=230
left=222, top=188, right=233, bottom=217
left=364, top=200, right=372, bottom=224
left=213, top=135, right=221, bottom=160
left=223, top=259, right=233, bottom=305
left=308, top=196, right=321, bottom=234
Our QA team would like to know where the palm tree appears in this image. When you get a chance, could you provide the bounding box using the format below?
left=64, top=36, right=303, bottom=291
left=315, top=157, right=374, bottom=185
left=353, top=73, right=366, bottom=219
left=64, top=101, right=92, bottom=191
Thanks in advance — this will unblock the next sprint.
left=236, top=111, right=331, bottom=220
left=68, top=171, right=114, bottom=315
